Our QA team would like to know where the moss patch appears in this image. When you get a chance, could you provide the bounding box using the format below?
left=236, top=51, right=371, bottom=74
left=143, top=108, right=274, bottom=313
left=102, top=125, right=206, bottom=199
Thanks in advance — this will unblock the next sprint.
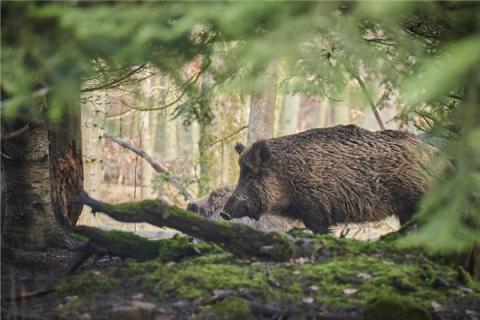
left=364, top=295, right=431, bottom=320
left=191, top=297, right=254, bottom=320
left=57, top=270, right=117, bottom=294
left=55, top=234, right=480, bottom=318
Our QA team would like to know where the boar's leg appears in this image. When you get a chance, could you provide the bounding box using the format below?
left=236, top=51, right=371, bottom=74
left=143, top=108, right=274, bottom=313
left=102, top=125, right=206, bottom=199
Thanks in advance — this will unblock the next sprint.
left=298, top=211, right=330, bottom=234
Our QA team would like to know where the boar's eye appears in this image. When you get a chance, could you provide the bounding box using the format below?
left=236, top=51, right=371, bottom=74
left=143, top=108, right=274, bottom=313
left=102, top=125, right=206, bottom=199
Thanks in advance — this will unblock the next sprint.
left=239, top=164, right=256, bottom=178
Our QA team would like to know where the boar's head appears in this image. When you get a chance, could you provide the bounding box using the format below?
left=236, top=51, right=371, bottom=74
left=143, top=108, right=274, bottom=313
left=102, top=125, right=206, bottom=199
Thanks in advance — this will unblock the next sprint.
left=223, top=140, right=288, bottom=221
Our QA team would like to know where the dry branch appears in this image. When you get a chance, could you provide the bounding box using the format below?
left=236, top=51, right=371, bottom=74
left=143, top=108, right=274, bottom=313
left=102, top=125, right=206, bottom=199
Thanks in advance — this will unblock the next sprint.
left=105, top=133, right=194, bottom=201
left=71, top=192, right=312, bottom=261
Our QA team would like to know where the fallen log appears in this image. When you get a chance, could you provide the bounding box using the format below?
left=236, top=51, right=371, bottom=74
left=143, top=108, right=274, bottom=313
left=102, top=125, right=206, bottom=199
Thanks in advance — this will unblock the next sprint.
left=70, top=192, right=312, bottom=261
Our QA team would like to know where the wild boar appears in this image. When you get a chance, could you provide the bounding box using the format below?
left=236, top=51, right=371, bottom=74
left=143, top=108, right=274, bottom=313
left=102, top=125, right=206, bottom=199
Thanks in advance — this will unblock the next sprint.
left=223, top=125, right=435, bottom=234
left=187, top=186, right=303, bottom=232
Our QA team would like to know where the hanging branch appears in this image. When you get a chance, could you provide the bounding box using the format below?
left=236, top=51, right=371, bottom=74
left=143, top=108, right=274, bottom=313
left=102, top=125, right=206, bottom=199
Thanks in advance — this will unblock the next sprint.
left=124, top=58, right=211, bottom=112
left=351, top=73, right=385, bottom=130
left=104, top=133, right=194, bottom=201
left=82, top=65, right=147, bottom=93
left=210, top=125, right=248, bottom=146
left=70, top=192, right=313, bottom=261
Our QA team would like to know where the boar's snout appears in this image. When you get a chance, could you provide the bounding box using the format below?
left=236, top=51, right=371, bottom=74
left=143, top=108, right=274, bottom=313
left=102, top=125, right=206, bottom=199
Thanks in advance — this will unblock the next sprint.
left=220, top=211, right=232, bottom=220
left=224, top=198, right=257, bottom=220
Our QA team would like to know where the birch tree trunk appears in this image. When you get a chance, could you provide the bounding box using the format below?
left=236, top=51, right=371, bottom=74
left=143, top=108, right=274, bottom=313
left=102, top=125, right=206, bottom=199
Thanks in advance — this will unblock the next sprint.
left=2, top=123, right=58, bottom=249
left=2, top=95, right=84, bottom=249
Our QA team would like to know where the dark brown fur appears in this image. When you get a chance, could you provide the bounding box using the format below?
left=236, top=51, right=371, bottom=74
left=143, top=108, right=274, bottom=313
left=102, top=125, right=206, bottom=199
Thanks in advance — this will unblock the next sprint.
left=187, top=186, right=303, bottom=232
left=187, top=186, right=235, bottom=218
left=224, top=125, right=436, bottom=233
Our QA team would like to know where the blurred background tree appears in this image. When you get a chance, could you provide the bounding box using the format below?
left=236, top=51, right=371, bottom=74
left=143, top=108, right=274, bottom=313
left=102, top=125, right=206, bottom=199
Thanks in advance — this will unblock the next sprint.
left=1, top=1, right=479, bottom=261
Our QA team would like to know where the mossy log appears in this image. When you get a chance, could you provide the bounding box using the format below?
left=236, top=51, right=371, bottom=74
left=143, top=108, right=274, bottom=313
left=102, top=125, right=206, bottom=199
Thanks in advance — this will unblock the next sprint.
left=70, top=192, right=312, bottom=261
left=72, top=226, right=214, bottom=262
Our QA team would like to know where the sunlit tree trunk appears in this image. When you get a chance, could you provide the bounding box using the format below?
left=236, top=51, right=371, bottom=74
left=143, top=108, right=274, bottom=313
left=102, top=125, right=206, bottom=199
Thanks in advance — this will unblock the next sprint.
left=247, top=78, right=276, bottom=144
left=78, top=89, right=106, bottom=226
left=197, top=70, right=214, bottom=196
left=277, top=94, right=300, bottom=137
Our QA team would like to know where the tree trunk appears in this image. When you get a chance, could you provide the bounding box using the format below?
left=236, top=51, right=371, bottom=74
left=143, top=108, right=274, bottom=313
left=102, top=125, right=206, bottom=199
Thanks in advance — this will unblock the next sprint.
left=277, top=94, right=300, bottom=137
left=247, top=80, right=276, bottom=144
left=2, top=123, right=58, bottom=249
left=2, top=78, right=83, bottom=250
left=198, top=119, right=213, bottom=196
left=78, top=89, right=106, bottom=226
left=49, top=105, right=84, bottom=229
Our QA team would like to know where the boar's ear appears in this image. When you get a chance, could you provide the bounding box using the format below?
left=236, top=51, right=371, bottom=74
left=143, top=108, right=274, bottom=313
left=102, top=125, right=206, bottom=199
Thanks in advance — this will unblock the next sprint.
left=251, top=140, right=272, bottom=168
left=235, top=142, right=246, bottom=155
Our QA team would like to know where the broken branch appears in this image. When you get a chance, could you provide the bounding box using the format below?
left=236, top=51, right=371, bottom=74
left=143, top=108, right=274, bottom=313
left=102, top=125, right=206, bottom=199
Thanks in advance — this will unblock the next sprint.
left=104, top=133, right=194, bottom=201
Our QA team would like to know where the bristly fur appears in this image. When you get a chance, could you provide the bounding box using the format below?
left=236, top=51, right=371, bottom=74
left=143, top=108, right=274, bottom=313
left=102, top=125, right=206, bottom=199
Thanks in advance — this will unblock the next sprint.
left=225, top=124, right=437, bottom=234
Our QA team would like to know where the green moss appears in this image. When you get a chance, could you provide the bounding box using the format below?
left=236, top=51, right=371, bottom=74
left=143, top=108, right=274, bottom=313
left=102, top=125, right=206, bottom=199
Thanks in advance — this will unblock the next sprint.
left=56, top=296, right=90, bottom=319
left=190, top=297, right=254, bottom=320
left=364, top=295, right=432, bottom=320
left=57, top=270, right=117, bottom=294
left=55, top=234, right=480, bottom=318
left=110, top=199, right=163, bottom=215
left=155, top=234, right=218, bottom=262
left=456, top=266, right=478, bottom=288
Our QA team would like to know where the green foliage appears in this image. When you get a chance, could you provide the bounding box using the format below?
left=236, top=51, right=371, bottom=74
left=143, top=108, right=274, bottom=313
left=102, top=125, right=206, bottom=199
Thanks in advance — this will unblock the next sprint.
left=2, top=1, right=480, bottom=252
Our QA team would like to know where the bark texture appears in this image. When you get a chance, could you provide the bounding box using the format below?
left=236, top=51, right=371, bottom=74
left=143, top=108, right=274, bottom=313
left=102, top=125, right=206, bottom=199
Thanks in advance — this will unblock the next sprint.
left=2, top=124, right=57, bottom=249
left=49, top=107, right=84, bottom=227
left=247, top=82, right=276, bottom=144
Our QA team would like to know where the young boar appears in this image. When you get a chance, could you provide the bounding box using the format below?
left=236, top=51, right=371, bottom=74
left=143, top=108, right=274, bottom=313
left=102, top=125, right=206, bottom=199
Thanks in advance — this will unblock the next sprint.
left=223, top=125, right=436, bottom=234
left=187, top=186, right=303, bottom=232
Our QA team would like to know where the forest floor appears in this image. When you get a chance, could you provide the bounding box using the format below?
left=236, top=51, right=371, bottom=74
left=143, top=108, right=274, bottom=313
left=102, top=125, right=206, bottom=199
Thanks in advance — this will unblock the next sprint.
left=2, top=231, right=480, bottom=320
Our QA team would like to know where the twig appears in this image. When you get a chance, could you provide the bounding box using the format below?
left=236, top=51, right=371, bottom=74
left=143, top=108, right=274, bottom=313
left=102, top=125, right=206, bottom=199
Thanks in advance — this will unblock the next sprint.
left=447, top=93, right=463, bottom=100
left=351, top=73, right=385, bottom=130
left=1, top=122, right=30, bottom=140
left=82, top=65, right=146, bottom=93
left=210, top=125, right=248, bottom=146
left=106, top=109, right=133, bottom=120
left=124, top=59, right=211, bottom=112
left=2, top=288, right=54, bottom=302
left=105, top=133, right=194, bottom=201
